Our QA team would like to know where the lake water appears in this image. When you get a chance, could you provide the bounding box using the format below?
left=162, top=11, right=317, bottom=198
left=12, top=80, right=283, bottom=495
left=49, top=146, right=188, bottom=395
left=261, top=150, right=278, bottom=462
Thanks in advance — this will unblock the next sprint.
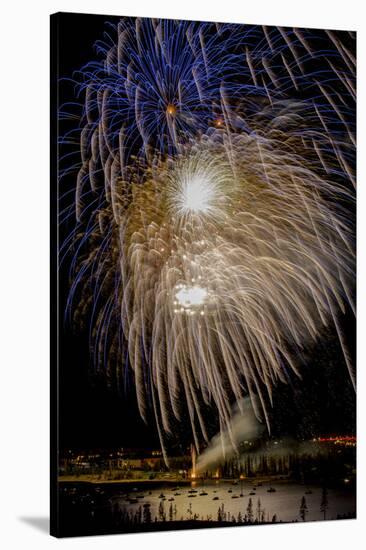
left=110, top=479, right=355, bottom=523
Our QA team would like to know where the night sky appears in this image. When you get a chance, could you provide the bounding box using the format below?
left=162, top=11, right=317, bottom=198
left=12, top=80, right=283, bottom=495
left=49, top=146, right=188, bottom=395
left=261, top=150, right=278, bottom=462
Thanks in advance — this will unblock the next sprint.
left=54, top=13, right=356, bottom=453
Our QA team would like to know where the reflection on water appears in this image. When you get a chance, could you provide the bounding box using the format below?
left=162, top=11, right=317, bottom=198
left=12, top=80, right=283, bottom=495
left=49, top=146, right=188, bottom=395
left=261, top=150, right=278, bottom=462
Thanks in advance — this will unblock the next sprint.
left=110, top=480, right=355, bottom=523
left=59, top=478, right=355, bottom=535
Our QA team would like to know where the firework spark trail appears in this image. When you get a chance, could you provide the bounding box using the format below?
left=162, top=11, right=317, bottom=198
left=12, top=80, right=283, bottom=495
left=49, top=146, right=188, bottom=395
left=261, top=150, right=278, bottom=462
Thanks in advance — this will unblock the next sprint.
left=59, top=21, right=355, bottom=215
left=69, top=17, right=255, bottom=207
left=59, top=20, right=356, bottom=462
left=117, top=127, right=354, bottom=457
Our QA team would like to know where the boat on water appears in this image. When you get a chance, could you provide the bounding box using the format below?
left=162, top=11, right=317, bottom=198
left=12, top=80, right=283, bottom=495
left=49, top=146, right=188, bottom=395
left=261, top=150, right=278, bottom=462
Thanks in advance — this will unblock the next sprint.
left=168, top=498, right=175, bottom=502
left=174, top=492, right=181, bottom=496
left=188, top=494, right=197, bottom=498
left=188, top=489, right=198, bottom=494
left=159, top=493, right=165, bottom=498
left=249, top=491, right=256, bottom=496
left=228, top=489, right=232, bottom=493
left=232, top=495, right=239, bottom=499
left=267, top=487, right=276, bottom=493
left=213, top=496, right=219, bottom=500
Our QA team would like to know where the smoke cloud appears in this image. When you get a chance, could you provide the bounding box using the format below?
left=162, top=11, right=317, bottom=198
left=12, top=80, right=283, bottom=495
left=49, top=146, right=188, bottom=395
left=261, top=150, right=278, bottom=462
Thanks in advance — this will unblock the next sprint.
left=196, top=397, right=265, bottom=472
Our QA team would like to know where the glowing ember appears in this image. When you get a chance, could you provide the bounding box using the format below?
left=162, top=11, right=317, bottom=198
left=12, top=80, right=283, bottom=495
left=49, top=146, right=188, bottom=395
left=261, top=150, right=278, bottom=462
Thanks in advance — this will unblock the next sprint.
left=175, top=285, right=208, bottom=309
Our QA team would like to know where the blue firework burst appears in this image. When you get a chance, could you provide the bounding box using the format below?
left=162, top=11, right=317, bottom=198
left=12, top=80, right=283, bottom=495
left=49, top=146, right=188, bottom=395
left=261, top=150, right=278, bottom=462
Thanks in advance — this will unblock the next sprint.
left=57, top=18, right=356, bottom=457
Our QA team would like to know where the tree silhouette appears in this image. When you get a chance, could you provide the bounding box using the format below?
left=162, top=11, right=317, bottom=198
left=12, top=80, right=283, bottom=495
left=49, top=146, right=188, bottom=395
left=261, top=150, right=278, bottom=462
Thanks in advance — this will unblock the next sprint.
left=158, top=500, right=166, bottom=522
left=300, top=496, right=308, bottom=521
left=320, top=487, right=329, bottom=520
left=247, top=498, right=254, bottom=523
left=256, top=498, right=262, bottom=522
left=217, top=506, right=222, bottom=522
left=142, top=504, right=152, bottom=523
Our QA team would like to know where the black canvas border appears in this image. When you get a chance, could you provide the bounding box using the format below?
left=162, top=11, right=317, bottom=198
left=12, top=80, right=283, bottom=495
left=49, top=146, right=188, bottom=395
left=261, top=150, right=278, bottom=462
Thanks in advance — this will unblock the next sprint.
left=50, top=12, right=60, bottom=538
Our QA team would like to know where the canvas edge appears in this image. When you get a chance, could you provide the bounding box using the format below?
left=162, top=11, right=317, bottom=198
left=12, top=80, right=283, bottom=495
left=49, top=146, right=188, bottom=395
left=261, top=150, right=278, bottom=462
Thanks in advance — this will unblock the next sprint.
left=50, top=11, right=61, bottom=539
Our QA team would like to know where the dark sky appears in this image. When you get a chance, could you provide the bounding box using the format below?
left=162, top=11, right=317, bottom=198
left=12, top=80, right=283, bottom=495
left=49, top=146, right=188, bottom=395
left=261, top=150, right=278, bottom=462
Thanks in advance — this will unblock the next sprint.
left=53, top=13, right=356, bottom=454
left=55, top=13, right=160, bottom=451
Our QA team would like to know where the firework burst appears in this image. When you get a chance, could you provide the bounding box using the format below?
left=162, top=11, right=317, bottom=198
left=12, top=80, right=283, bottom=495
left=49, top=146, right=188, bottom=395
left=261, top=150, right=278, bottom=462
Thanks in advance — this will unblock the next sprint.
left=118, top=126, right=354, bottom=457
left=60, top=19, right=356, bottom=461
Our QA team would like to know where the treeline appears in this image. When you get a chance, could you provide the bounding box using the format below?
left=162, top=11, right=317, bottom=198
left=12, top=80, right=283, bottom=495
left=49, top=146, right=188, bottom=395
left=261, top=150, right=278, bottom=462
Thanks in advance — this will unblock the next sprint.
left=219, top=448, right=355, bottom=484
left=110, top=499, right=279, bottom=527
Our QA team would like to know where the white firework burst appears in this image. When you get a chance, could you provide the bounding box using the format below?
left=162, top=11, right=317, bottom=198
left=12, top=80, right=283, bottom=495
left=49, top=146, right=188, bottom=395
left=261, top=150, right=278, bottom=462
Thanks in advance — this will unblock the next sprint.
left=116, top=126, right=354, bottom=460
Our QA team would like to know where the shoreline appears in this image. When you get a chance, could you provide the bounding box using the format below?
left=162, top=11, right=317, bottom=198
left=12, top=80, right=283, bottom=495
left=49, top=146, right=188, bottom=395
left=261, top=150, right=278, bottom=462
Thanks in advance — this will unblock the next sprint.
left=58, top=474, right=293, bottom=486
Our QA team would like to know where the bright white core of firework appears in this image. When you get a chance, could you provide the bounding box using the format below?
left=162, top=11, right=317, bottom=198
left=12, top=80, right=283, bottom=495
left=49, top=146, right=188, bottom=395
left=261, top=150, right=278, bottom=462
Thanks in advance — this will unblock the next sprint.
left=180, top=175, right=216, bottom=213
left=175, top=285, right=208, bottom=309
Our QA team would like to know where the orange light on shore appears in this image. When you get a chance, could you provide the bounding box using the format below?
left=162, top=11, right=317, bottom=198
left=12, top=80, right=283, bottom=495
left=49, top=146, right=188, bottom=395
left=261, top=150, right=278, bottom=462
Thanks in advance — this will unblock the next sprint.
left=317, top=435, right=356, bottom=443
left=313, top=435, right=356, bottom=448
